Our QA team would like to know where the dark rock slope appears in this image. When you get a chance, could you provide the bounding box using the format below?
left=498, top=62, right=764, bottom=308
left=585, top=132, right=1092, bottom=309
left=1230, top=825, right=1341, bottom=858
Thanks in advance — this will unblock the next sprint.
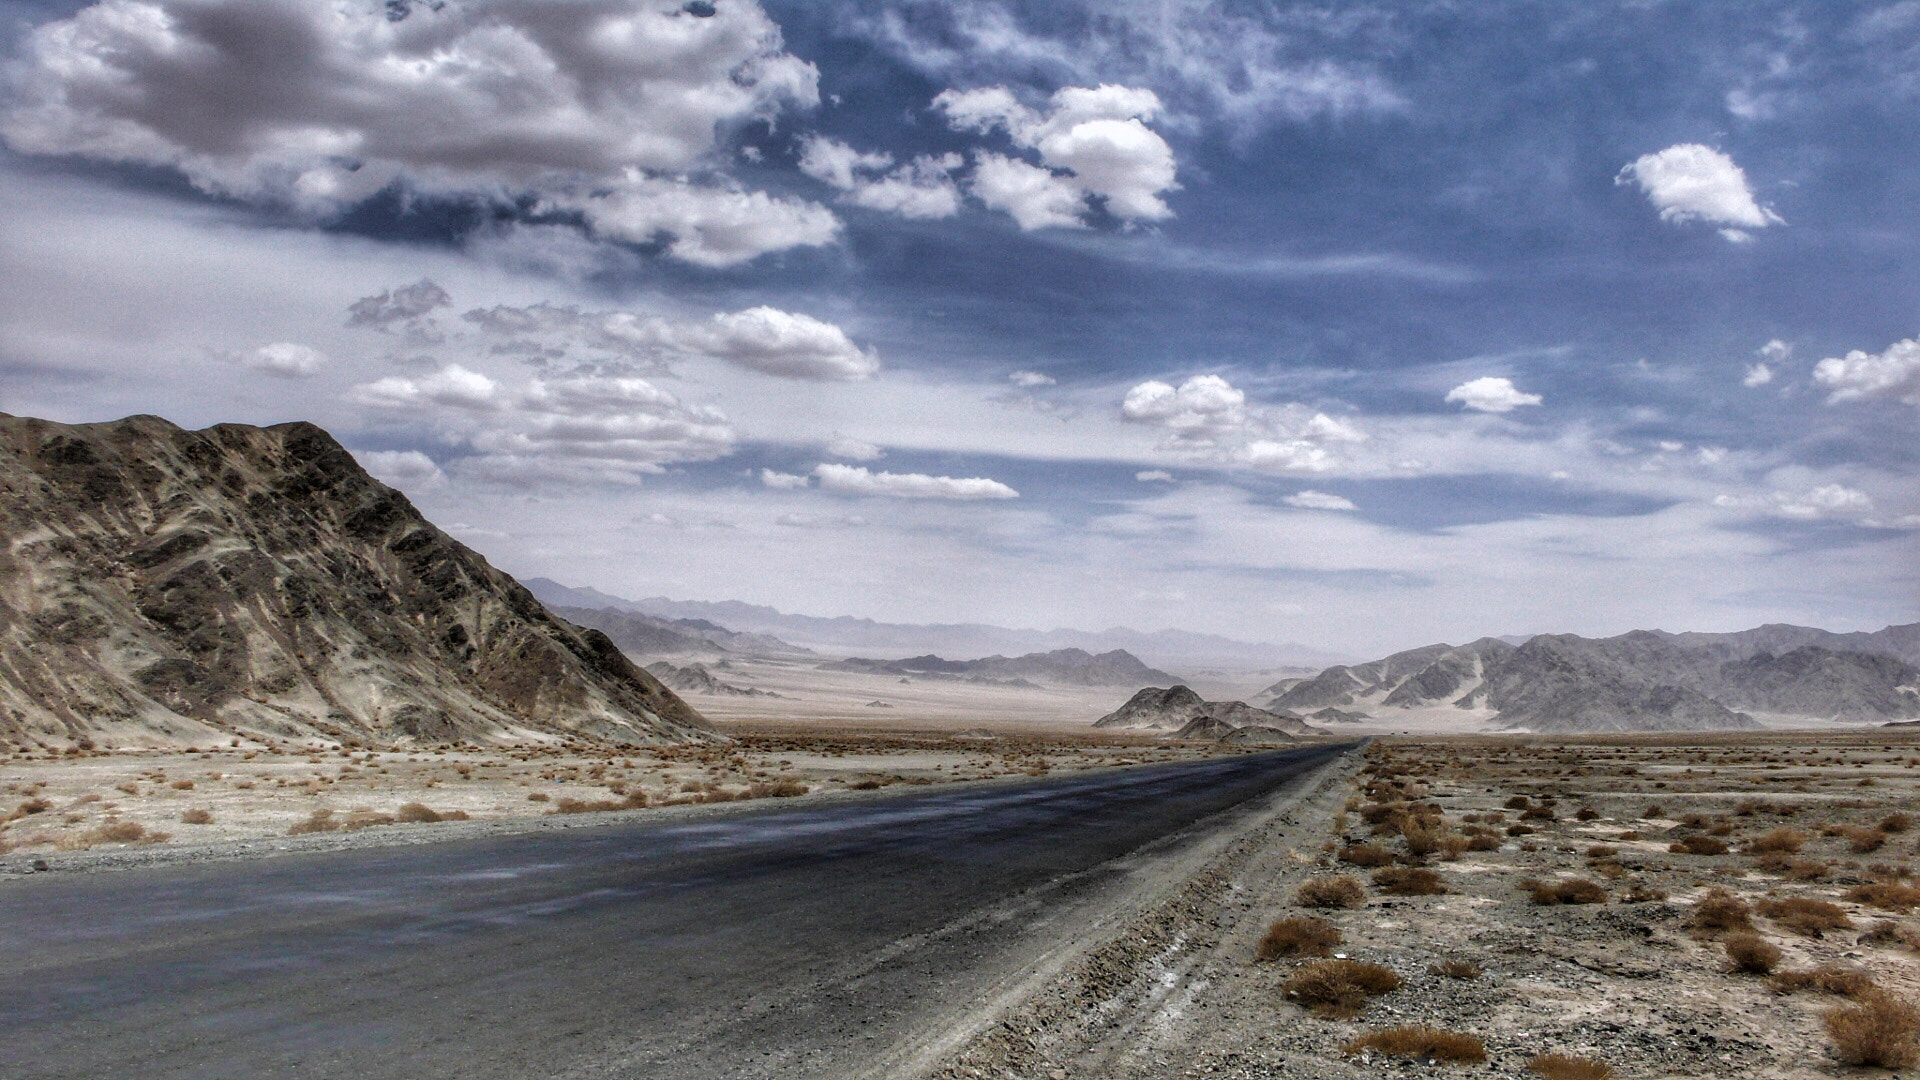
left=0, top=413, right=716, bottom=750
left=1093, top=685, right=1310, bottom=737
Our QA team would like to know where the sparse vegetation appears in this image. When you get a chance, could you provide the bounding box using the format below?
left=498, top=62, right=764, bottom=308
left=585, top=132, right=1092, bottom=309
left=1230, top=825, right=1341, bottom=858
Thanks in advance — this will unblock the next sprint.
left=1342, top=1026, right=1486, bottom=1064
left=1824, top=992, right=1920, bottom=1068
left=1527, top=1053, right=1613, bottom=1080
left=1756, top=896, right=1853, bottom=937
left=1284, top=959, right=1402, bottom=1019
left=1688, top=887, right=1754, bottom=934
left=1724, top=932, right=1782, bottom=974
left=1429, top=959, right=1482, bottom=980
left=1372, top=866, right=1447, bottom=895
left=1257, top=916, right=1341, bottom=960
left=180, top=808, right=213, bottom=825
left=1297, top=875, right=1368, bottom=909
left=1771, top=966, right=1880, bottom=999
left=1337, top=842, right=1394, bottom=867
left=1524, top=877, right=1608, bottom=905
left=1848, top=882, right=1920, bottom=912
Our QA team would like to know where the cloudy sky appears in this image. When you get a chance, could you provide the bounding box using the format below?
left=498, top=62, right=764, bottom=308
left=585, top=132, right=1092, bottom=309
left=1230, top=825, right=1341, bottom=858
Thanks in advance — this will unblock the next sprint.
left=1, top=0, right=1917, bottom=657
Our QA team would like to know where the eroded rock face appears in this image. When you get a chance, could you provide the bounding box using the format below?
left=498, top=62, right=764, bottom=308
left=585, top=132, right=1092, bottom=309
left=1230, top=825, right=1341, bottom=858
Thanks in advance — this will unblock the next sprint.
left=0, top=413, right=717, bottom=750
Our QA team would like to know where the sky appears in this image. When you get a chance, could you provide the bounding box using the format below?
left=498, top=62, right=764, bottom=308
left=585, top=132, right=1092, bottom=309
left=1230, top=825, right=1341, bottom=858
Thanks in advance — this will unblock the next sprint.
left=0, top=0, right=1917, bottom=657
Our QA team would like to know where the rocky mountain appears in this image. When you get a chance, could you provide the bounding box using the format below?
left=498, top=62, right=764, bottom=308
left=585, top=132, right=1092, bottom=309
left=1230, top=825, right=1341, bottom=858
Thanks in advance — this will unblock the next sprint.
left=1273, top=625, right=1920, bottom=732
left=522, top=578, right=1349, bottom=671
left=821, top=648, right=1180, bottom=687
left=550, top=604, right=808, bottom=659
left=644, top=661, right=779, bottom=698
left=1092, top=685, right=1313, bottom=738
left=0, top=414, right=717, bottom=751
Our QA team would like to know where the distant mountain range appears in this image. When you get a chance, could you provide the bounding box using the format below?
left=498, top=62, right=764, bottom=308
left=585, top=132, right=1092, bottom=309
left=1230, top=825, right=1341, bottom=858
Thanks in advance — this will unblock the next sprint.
left=552, top=604, right=811, bottom=659
left=522, top=578, right=1347, bottom=671
left=0, top=415, right=716, bottom=751
left=820, top=648, right=1179, bottom=687
left=1267, top=624, right=1920, bottom=732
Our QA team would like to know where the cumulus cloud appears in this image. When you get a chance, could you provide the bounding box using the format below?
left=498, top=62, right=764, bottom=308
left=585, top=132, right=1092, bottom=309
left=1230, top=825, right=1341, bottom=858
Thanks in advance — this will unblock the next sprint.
left=935, top=83, right=1178, bottom=229
left=1446, top=377, right=1543, bottom=413
left=825, top=434, right=883, bottom=460
left=814, top=463, right=1018, bottom=500
left=1813, top=337, right=1920, bottom=406
left=1121, top=374, right=1365, bottom=473
left=1743, top=363, right=1774, bottom=388
left=1774, top=484, right=1873, bottom=520
left=355, top=449, right=446, bottom=489
left=761, top=468, right=810, bottom=489
left=457, top=297, right=876, bottom=381
left=354, top=364, right=502, bottom=411
left=797, top=136, right=963, bottom=219
left=240, top=342, right=326, bottom=378
left=3, top=0, right=834, bottom=265
left=1617, top=144, right=1782, bottom=239
left=1283, top=490, right=1356, bottom=511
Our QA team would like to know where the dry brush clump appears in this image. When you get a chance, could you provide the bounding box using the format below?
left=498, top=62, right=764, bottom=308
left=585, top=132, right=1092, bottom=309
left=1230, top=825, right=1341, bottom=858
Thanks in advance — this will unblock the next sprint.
left=180, top=808, right=213, bottom=825
left=1297, top=875, right=1368, bottom=909
left=1771, top=965, right=1881, bottom=999
left=1670, top=835, right=1730, bottom=856
left=1524, top=877, right=1609, bottom=906
left=1688, top=887, right=1754, bottom=935
left=1338, top=842, right=1395, bottom=868
left=1429, top=959, right=1482, bottom=980
left=1258, top=916, right=1341, bottom=960
left=1342, top=1026, right=1486, bottom=1064
left=1756, top=896, right=1854, bottom=938
left=1373, top=866, right=1448, bottom=896
left=1527, top=1054, right=1614, bottom=1080
left=1724, top=932, right=1782, bottom=974
left=1284, top=959, right=1402, bottom=1019
left=1849, top=882, right=1920, bottom=912
left=1744, top=828, right=1808, bottom=855
left=1825, top=992, right=1920, bottom=1068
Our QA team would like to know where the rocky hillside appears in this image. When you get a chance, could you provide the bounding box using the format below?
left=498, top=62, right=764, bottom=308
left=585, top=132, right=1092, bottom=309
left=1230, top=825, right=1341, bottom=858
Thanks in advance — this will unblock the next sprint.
left=822, top=647, right=1180, bottom=687
left=1092, top=685, right=1312, bottom=739
left=1271, top=625, right=1920, bottom=732
left=0, top=413, right=717, bottom=750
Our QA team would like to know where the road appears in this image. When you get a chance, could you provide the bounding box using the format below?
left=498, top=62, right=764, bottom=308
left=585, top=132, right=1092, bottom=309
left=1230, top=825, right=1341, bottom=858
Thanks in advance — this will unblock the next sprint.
left=0, top=742, right=1353, bottom=1079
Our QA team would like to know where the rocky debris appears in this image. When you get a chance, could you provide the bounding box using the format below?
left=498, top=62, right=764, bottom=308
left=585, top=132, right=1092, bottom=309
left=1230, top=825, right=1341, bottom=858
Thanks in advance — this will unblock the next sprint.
left=822, top=647, right=1180, bottom=687
left=0, top=413, right=717, bottom=750
left=644, top=661, right=780, bottom=698
left=1095, top=686, right=1310, bottom=739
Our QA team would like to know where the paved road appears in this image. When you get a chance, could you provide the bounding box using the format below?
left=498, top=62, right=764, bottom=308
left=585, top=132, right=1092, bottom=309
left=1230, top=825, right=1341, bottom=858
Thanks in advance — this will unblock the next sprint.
left=0, top=743, right=1352, bottom=1079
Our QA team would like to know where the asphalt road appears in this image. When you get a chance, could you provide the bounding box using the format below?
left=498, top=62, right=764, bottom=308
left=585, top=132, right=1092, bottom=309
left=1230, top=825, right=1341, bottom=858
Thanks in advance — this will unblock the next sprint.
left=0, top=743, right=1352, bottom=1080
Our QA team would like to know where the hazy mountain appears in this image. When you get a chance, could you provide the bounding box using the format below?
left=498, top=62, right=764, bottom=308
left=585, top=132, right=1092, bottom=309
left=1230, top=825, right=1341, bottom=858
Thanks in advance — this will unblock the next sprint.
left=521, top=578, right=1348, bottom=670
left=821, top=647, right=1178, bottom=687
left=644, top=661, right=779, bottom=698
left=551, top=604, right=809, bottom=659
left=1092, top=685, right=1311, bottom=737
left=0, top=414, right=716, bottom=750
left=1275, top=624, right=1920, bottom=732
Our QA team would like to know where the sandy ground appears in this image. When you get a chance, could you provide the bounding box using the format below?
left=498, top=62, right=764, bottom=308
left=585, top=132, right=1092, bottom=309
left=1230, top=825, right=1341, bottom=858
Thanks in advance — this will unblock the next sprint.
left=932, top=728, right=1920, bottom=1078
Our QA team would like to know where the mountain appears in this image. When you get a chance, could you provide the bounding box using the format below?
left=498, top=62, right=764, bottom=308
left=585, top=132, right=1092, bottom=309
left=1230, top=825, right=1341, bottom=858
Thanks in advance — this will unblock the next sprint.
left=520, top=578, right=1348, bottom=670
left=1092, top=685, right=1312, bottom=737
left=0, top=414, right=716, bottom=750
left=645, top=662, right=779, bottom=698
left=551, top=604, right=809, bottom=658
left=1274, top=624, right=1920, bottom=732
left=820, top=648, right=1179, bottom=687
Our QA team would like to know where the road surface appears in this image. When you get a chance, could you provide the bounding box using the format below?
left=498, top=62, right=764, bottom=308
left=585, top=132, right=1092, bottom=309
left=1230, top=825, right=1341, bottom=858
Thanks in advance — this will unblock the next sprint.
left=0, top=742, right=1354, bottom=1079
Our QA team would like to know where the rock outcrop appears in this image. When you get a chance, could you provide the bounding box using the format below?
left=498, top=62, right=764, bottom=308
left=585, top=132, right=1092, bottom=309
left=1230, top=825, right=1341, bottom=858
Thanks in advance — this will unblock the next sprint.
left=0, top=413, right=717, bottom=750
left=1094, top=685, right=1310, bottom=738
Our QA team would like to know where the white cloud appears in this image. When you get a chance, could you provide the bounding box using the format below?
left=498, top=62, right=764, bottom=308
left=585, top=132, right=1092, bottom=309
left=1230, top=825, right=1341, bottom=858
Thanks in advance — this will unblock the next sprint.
left=346, top=280, right=452, bottom=337
left=562, top=173, right=840, bottom=268
left=2, top=0, right=817, bottom=206
left=354, top=364, right=502, bottom=411
left=1121, top=375, right=1246, bottom=443
left=1283, top=490, right=1356, bottom=511
left=241, top=341, right=326, bottom=378
left=1813, top=337, right=1920, bottom=406
left=674, top=306, right=878, bottom=380
left=1774, top=484, right=1874, bottom=519
left=1239, top=439, right=1333, bottom=473
left=935, top=83, right=1178, bottom=229
left=1617, top=144, right=1782, bottom=236
left=1760, top=339, right=1793, bottom=363
left=1446, top=376, right=1543, bottom=413
left=813, top=463, right=1018, bottom=500
left=1135, top=469, right=1174, bottom=482
left=1009, top=370, right=1055, bottom=387
left=1743, top=363, right=1774, bottom=388
left=825, top=434, right=883, bottom=460
left=1121, top=374, right=1366, bottom=474
left=760, top=468, right=810, bottom=489
left=355, top=449, right=445, bottom=489
left=797, top=136, right=962, bottom=220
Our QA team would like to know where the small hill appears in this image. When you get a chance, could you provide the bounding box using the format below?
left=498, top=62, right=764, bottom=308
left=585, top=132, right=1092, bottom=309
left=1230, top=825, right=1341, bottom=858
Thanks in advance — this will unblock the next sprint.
left=645, top=661, right=779, bottom=698
left=1093, top=686, right=1311, bottom=738
left=0, top=413, right=717, bottom=750
left=822, top=647, right=1180, bottom=687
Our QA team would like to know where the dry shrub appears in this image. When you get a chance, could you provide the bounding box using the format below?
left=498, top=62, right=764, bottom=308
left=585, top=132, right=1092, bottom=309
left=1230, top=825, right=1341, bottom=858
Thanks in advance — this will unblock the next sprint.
left=89, top=821, right=146, bottom=843
left=1430, top=959, right=1482, bottom=980
left=526, top=792, right=550, bottom=802
left=1843, top=826, right=1888, bottom=853
left=1507, top=823, right=1535, bottom=837
left=1373, top=867, right=1448, bottom=896
left=1689, top=888, right=1753, bottom=934
left=288, top=809, right=339, bottom=835
left=1724, top=932, right=1782, bottom=974
left=170, top=779, right=194, bottom=790
left=395, top=802, right=441, bottom=823
left=1298, top=875, right=1368, bottom=909
left=1339, top=842, right=1395, bottom=867
left=1521, top=806, right=1557, bottom=821
left=1574, top=807, right=1600, bottom=821
left=1825, top=992, right=1920, bottom=1068
left=179, top=808, right=213, bottom=825
left=1527, top=1054, right=1613, bottom=1080
left=1526, top=877, right=1608, bottom=905
left=1438, top=834, right=1471, bottom=860
left=1757, top=896, right=1854, bottom=938
left=1258, top=916, right=1341, bottom=960
left=1881, top=813, right=1913, bottom=834
left=1505, top=796, right=1532, bottom=810
left=1586, top=844, right=1618, bottom=859
left=1285, top=960, right=1402, bottom=1019
left=750, top=780, right=809, bottom=798
left=1745, top=828, right=1808, bottom=855
left=1861, top=921, right=1920, bottom=951
left=1670, top=835, right=1729, bottom=856
left=1849, top=882, right=1920, bottom=912
left=1402, top=819, right=1443, bottom=857
left=1342, top=1026, right=1486, bottom=1064
left=1771, top=965, right=1881, bottom=999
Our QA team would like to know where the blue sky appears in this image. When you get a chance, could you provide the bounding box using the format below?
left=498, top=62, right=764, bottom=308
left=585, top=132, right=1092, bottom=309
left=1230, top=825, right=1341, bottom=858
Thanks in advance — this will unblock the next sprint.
left=0, top=0, right=1916, bottom=655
